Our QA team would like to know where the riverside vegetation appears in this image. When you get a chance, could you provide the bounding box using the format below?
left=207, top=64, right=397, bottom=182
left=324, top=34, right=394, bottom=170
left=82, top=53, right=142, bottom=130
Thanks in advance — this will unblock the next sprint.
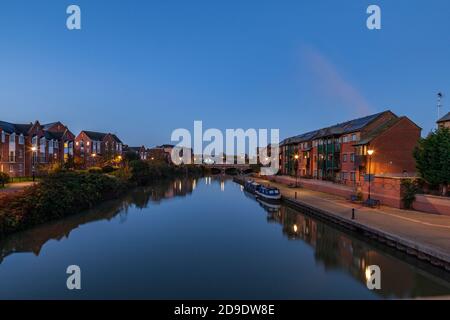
left=0, top=159, right=209, bottom=238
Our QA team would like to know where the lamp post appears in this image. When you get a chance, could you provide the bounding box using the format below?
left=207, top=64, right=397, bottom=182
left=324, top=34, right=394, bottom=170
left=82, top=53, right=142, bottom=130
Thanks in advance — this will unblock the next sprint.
left=91, top=153, right=96, bottom=167
left=31, top=146, right=37, bottom=182
left=367, top=149, right=374, bottom=201
left=294, top=154, right=299, bottom=187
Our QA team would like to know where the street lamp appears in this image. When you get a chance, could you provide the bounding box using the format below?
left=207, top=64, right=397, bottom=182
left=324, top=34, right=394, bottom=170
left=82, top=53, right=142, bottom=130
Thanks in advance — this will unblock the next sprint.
left=367, top=149, right=374, bottom=201
left=31, top=146, right=37, bottom=182
left=294, top=154, right=299, bottom=187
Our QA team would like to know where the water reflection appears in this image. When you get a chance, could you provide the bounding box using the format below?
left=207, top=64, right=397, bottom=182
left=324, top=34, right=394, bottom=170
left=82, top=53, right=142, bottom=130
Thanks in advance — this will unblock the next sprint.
left=0, top=177, right=200, bottom=265
left=257, top=201, right=450, bottom=299
left=1, top=177, right=449, bottom=299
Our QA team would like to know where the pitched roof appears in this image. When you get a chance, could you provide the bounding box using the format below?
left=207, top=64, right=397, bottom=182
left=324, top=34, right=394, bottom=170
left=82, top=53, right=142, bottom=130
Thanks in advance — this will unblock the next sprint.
left=437, top=112, right=450, bottom=123
left=0, top=121, right=32, bottom=135
left=353, top=117, right=404, bottom=146
left=111, top=134, right=122, bottom=144
left=82, top=130, right=108, bottom=141
left=42, top=122, right=60, bottom=130
left=281, top=110, right=394, bottom=145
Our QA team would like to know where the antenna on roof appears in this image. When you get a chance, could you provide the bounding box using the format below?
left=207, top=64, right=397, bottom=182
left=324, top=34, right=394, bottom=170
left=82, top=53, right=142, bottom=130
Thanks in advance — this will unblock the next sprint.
left=437, top=92, right=444, bottom=120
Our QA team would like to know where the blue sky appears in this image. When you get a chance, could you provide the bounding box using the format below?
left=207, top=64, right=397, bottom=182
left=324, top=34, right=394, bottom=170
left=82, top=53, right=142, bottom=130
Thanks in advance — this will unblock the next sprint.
left=1, top=0, right=449, bottom=146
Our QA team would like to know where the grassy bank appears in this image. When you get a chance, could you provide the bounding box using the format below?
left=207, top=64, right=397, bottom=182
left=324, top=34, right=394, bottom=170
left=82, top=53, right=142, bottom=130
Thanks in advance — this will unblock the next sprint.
left=0, top=161, right=209, bottom=238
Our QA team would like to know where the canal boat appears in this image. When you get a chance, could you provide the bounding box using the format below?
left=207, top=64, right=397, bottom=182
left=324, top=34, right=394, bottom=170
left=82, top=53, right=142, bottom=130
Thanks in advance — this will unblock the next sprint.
left=255, top=185, right=281, bottom=202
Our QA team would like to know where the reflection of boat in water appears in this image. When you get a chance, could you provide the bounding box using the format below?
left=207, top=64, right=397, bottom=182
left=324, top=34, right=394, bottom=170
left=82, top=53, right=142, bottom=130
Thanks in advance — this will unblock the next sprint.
left=257, top=197, right=281, bottom=213
left=243, top=189, right=257, bottom=200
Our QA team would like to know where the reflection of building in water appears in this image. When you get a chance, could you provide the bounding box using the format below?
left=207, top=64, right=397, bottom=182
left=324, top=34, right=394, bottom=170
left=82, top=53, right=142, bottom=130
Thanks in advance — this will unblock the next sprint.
left=270, top=206, right=450, bottom=298
left=0, top=177, right=200, bottom=264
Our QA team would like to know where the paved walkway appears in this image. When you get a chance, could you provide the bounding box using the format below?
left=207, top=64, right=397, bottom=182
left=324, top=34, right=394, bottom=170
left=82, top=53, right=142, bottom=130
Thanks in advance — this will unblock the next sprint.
left=0, top=182, right=36, bottom=194
left=253, top=176, right=450, bottom=264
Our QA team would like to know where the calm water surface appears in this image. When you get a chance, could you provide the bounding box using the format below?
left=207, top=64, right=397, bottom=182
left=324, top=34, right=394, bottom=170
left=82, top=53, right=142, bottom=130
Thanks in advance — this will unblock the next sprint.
left=0, top=177, right=449, bottom=299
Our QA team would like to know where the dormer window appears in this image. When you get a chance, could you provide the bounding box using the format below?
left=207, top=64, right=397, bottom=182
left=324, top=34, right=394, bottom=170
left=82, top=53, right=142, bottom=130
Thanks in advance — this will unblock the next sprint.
left=1, top=131, right=5, bottom=143
left=19, top=134, right=24, bottom=145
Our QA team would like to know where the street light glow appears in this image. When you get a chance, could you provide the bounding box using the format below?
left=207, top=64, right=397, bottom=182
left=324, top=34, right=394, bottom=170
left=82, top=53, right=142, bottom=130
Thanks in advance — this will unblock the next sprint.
left=367, top=149, right=374, bottom=156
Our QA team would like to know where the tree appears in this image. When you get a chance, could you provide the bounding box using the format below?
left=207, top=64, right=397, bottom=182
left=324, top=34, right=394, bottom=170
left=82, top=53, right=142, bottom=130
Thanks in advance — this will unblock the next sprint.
left=123, top=151, right=140, bottom=162
left=413, top=127, right=450, bottom=196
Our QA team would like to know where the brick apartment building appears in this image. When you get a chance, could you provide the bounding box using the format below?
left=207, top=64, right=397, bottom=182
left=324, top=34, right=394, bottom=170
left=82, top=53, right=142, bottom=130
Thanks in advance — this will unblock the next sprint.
left=280, top=110, right=421, bottom=186
left=147, top=146, right=171, bottom=162
left=74, top=131, right=123, bottom=168
left=0, top=120, right=75, bottom=177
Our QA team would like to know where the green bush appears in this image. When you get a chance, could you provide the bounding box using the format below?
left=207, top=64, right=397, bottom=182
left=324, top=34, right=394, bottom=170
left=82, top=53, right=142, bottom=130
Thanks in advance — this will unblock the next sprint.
left=0, top=172, right=10, bottom=187
left=0, top=171, right=127, bottom=237
left=102, top=165, right=116, bottom=173
left=401, top=179, right=419, bottom=209
left=88, top=167, right=103, bottom=174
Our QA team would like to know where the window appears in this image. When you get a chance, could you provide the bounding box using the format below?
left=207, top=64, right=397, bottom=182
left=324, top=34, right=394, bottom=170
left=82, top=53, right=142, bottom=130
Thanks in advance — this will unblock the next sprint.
left=350, top=153, right=355, bottom=162
left=350, top=172, right=356, bottom=181
left=54, top=140, right=59, bottom=148
left=19, top=134, right=24, bottom=144
left=49, top=140, right=54, bottom=154
left=343, top=154, right=347, bottom=162
left=1, top=131, right=5, bottom=143
left=9, top=151, right=15, bottom=162
left=32, top=135, right=37, bottom=146
left=18, top=149, right=23, bottom=159
left=352, top=134, right=357, bottom=141
left=343, top=136, right=348, bottom=143
left=18, top=164, right=23, bottom=172
left=9, top=133, right=15, bottom=144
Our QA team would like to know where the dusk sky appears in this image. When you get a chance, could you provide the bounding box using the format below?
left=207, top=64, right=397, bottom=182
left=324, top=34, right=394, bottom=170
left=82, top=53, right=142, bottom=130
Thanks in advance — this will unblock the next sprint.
left=1, top=0, right=449, bottom=147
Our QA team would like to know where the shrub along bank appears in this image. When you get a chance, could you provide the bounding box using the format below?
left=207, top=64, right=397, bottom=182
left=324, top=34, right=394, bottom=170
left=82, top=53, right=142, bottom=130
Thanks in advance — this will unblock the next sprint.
left=0, top=161, right=208, bottom=238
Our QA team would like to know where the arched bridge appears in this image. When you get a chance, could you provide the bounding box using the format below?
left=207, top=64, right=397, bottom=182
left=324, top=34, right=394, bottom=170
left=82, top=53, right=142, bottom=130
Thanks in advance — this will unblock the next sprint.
left=204, top=164, right=253, bottom=175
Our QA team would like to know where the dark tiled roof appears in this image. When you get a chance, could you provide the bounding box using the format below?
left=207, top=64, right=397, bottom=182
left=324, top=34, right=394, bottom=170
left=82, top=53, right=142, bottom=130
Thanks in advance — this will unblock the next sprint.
left=281, top=110, right=393, bottom=144
left=83, top=131, right=108, bottom=141
left=42, top=122, right=60, bottom=130
left=111, top=134, right=123, bottom=144
left=0, top=121, right=32, bottom=134
left=281, top=130, right=319, bottom=146
left=44, top=131, right=65, bottom=140
left=437, top=112, right=450, bottom=123
left=158, top=144, right=175, bottom=148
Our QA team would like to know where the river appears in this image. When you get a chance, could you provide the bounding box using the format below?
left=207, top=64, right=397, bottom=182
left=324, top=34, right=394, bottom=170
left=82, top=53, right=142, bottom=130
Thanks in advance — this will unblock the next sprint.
left=0, top=177, right=449, bottom=299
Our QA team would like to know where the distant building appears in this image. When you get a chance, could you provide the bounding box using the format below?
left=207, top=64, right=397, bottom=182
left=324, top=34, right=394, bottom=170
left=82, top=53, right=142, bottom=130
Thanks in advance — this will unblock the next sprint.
left=280, top=110, right=421, bottom=186
left=125, top=145, right=148, bottom=160
left=0, top=120, right=75, bottom=177
left=437, top=112, right=450, bottom=129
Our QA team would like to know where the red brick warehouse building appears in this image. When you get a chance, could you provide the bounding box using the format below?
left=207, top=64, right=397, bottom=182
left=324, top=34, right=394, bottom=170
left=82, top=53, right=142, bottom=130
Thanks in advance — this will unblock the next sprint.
left=0, top=120, right=75, bottom=177
left=74, top=130, right=123, bottom=168
left=280, top=110, right=421, bottom=187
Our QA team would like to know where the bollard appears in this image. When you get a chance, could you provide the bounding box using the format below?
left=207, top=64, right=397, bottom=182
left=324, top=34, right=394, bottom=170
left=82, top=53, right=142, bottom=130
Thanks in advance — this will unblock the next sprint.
left=352, top=208, right=355, bottom=220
